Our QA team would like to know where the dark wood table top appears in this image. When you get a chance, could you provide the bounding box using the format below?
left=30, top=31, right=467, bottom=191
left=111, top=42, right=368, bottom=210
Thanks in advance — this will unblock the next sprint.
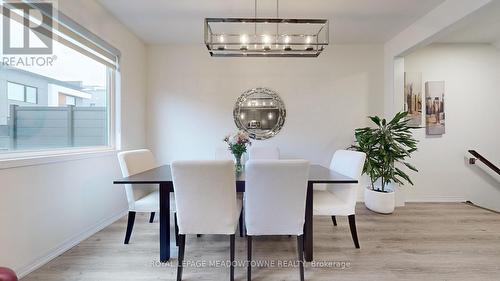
left=114, top=164, right=357, bottom=185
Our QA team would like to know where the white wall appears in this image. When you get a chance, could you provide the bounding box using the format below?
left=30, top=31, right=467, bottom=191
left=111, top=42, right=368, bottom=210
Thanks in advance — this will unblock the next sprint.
left=382, top=0, right=493, bottom=205
left=146, top=44, right=384, bottom=167
left=403, top=44, right=500, bottom=209
left=0, top=0, right=147, bottom=276
left=384, top=0, right=491, bottom=117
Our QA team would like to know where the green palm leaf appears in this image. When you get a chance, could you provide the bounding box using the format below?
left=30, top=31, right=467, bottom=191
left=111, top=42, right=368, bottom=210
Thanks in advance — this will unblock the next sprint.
left=351, top=111, right=418, bottom=191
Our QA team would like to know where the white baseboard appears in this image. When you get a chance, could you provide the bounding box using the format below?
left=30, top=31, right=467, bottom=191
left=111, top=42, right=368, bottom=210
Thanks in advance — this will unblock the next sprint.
left=16, top=209, right=128, bottom=279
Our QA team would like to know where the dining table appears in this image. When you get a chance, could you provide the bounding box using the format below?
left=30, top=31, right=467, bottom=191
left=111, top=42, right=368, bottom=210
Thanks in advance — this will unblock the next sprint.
left=113, top=164, right=357, bottom=262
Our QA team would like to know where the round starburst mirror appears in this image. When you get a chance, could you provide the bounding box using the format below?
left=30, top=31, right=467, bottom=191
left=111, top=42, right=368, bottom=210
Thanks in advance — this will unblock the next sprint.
left=233, top=88, right=286, bottom=140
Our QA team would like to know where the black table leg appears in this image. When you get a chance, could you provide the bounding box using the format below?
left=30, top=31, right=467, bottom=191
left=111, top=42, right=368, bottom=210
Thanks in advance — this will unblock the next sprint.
left=304, top=181, right=314, bottom=262
left=160, top=183, right=171, bottom=262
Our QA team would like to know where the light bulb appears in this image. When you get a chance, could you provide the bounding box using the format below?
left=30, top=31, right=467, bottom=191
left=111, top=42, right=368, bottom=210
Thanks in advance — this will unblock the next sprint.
left=263, top=35, right=271, bottom=44
left=240, top=34, right=249, bottom=44
left=306, top=36, right=312, bottom=44
left=284, top=36, right=290, bottom=44
left=219, top=35, right=225, bottom=43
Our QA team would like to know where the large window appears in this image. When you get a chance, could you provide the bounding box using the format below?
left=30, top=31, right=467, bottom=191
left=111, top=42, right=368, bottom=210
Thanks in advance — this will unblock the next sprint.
left=7, top=82, right=38, bottom=104
left=0, top=2, right=120, bottom=156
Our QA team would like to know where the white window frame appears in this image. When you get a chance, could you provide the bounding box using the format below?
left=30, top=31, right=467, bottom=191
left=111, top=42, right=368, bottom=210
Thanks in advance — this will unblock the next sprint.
left=0, top=4, right=121, bottom=169
left=0, top=69, right=119, bottom=168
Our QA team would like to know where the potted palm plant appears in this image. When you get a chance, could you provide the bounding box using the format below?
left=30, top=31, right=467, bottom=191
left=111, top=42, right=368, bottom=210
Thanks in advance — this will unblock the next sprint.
left=351, top=112, right=418, bottom=214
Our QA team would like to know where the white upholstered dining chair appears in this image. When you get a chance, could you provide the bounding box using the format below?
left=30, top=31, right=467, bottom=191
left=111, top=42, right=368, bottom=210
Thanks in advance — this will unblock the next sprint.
left=171, top=160, right=243, bottom=281
left=248, top=146, right=280, bottom=160
left=117, top=149, right=164, bottom=244
left=245, top=160, right=310, bottom=281
left=313, top=150, right=366, bottom=248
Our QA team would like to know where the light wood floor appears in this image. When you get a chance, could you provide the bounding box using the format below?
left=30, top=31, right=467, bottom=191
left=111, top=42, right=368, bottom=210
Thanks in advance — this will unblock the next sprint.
left=22, top=203, right=500, bottom=281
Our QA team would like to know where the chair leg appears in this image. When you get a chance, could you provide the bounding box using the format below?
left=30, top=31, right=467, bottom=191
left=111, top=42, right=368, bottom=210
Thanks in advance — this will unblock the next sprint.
left=124, top=211, right=136, bottom=244
left=348, top=215, right=360, bottom=249
left=230, top=234, right=235, bottom=281
left=177, top=234, right=186, bottom=281
left=239, top=212, right=244, bottom=237
left=331, top=215, right=337, bottom=226
left=297, top=235, right=305, bottom=281
left=174, top=213, right=179, bottom=246
left=247, top=235, right=252, bottom=281
left=149, top=212, right=155, bottom=223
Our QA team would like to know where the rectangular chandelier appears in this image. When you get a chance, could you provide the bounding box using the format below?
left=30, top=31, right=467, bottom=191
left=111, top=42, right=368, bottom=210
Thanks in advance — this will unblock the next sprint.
left=204, top=18, right=329, bottom=57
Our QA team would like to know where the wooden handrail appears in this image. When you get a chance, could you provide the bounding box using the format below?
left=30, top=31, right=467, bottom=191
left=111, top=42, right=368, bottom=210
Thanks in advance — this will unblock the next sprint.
left=468, top=150, right=500, bottom=176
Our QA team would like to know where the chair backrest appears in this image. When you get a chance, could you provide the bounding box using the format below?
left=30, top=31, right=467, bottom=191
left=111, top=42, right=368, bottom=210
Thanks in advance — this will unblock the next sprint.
left=171, top=160, right=239, bottom=235
left=245, top=160, right=310, bottom=236
left=117, top=149, right=157, bottom=209
left=248, top=146, right=280, bottom=160
left=330, top=150, right=366, bottom=180
left=328, top=150, right=366, bottom=214
left=214, top=147, right=233, bottom=160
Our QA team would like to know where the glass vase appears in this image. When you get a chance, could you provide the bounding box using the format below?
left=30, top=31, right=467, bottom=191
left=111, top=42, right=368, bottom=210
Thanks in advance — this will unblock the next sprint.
left=234, top=154, right=243, bottom=174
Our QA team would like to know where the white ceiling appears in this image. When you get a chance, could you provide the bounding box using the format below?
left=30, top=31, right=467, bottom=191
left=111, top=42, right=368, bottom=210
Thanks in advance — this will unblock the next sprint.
left=97, top=0, right=445, bottom=44
left=437, top=0, right=500, bottom=44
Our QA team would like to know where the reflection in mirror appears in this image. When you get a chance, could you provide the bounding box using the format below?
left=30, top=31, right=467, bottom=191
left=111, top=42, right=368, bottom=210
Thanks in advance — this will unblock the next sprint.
left=233, top=88, right=286, bottom=140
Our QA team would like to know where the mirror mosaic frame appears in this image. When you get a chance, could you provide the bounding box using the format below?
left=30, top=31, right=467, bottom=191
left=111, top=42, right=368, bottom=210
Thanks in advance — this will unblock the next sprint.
left=233, top=87, right=286, bottom=140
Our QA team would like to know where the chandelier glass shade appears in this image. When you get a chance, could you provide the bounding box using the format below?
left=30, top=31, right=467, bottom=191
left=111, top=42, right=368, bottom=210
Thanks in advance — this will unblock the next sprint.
left=204, top=18, right=329, bottom=57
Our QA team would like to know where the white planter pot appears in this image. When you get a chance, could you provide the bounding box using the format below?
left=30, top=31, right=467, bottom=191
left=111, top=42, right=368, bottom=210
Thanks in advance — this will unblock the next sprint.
left=364, top=185, right=395, bottom=214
